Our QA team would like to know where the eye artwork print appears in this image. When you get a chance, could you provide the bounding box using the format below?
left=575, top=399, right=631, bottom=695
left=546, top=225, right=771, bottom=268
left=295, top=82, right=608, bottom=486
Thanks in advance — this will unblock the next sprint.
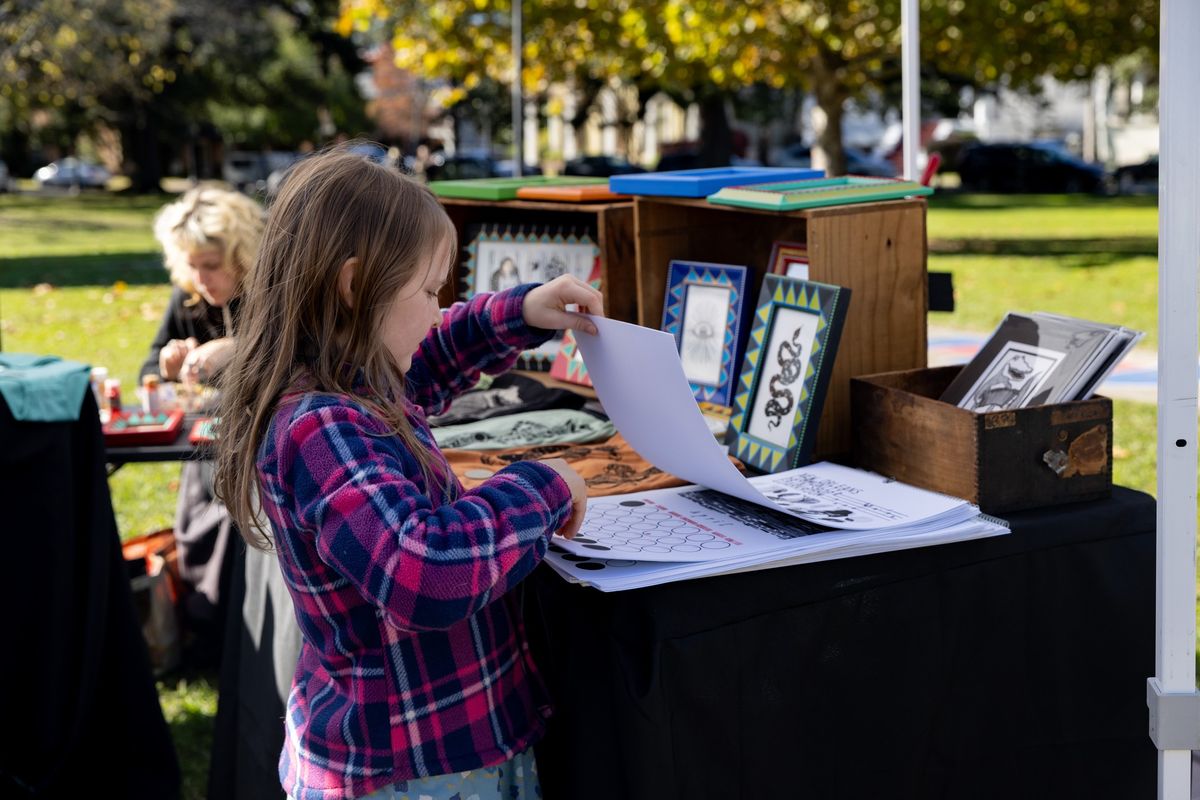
left=763, top=327, right=806, bottom=429
left=685, top=316, right=718, bottom=367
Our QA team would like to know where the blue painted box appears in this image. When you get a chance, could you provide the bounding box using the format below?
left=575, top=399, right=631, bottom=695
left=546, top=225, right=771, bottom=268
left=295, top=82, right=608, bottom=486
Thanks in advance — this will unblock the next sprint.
left=609, top=166, right=823, bottom=198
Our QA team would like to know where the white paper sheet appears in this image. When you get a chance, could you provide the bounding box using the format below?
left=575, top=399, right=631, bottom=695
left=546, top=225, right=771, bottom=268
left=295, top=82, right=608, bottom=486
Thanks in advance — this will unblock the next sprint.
left=573, top=317, right=777, bottom=507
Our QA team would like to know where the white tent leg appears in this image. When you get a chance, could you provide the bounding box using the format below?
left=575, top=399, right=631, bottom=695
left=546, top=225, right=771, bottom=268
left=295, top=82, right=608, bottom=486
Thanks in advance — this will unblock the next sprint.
left=1153, top=0, right=1200, bottom=797
left=900, top=0, right=920, bottom=181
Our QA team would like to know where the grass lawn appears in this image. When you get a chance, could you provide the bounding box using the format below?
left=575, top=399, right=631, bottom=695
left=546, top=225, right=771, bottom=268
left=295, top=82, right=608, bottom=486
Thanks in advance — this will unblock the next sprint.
left=0, top=190, right=1179, bottom=797
left=927, top=192, right=1162, bottom=498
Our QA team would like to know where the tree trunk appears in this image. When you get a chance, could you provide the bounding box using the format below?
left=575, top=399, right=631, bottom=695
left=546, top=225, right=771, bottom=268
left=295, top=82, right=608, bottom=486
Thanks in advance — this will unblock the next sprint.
left=811, top=53, right=847, bottom=177
left=121, top=103, right=163, bottom=193
left=697, top=92, right=732, bottom=167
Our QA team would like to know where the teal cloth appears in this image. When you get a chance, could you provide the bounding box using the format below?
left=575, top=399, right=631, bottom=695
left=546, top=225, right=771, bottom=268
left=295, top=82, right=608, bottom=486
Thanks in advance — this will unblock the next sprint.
left=0, top=353, right=93, bottom=422
left=432, top=409, right=614, bottom=451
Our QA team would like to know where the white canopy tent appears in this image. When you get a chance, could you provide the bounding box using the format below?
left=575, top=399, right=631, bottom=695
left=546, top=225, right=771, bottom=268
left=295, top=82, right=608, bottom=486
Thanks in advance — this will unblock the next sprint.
left=899, top=1, right=1200, bottom=796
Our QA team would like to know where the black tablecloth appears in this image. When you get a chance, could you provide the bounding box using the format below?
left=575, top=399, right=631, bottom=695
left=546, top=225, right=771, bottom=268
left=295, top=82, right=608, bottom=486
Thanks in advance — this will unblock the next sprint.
left=0, top=392, right=180, bottom=799
left=213, top=487, right=1157, bottom=800
left=527, top=487, right=1158, bottom=800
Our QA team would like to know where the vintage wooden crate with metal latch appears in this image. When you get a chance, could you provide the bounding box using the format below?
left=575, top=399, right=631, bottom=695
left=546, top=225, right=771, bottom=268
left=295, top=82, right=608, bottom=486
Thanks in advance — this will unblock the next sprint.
left=850, top=365, right=1112, bottom=515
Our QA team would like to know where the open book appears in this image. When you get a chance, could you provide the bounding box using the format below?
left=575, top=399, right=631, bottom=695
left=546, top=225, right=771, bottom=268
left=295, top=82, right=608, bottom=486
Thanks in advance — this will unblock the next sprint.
left=545, top=317, right=1008, bottom=591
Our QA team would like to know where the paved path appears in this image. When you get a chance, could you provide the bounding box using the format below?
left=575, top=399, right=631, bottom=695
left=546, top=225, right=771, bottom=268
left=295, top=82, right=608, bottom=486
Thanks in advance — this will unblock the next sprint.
left=928, top=325, right=1161, bottom=404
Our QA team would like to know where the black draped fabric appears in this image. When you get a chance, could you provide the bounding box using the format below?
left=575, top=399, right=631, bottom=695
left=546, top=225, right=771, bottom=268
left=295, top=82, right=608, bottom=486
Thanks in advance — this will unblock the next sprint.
left=208, top=541, right=301, bottom=800
left=527, top=487, right=1158, bottom=800
left=174, top=459, right=236, bottom=665
left=0, top=392, right=180, bottom=799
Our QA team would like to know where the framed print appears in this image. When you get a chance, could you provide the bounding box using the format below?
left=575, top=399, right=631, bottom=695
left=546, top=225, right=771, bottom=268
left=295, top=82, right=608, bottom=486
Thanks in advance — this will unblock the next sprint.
left=463, top=226, right=599, bottom=299
left=549, top=330, right=592, bottom=386
left=768, top=241, right=809, bottom=280
left=727, top=276, right=851, bottom=472
left=660, top=260, right=749, bottom=408
left=551, top=269, right=603, bottom=387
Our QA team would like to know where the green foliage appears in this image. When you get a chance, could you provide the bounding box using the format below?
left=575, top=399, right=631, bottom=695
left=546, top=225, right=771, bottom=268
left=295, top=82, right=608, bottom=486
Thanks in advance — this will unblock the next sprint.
left=340, top=0, right=1159, bottom=171
left=0, top=1, right=368, bottom=176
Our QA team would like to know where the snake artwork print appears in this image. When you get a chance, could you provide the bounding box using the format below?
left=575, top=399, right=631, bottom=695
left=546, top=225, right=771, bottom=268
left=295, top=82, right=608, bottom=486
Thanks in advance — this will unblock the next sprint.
left=763, top=327, right=807, bottom=429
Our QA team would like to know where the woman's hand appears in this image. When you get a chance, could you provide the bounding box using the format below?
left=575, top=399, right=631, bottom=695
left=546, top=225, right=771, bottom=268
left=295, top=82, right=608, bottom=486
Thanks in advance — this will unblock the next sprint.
left=159, top=337, right=198, bottom=381
left=539, top=457, right=589, bottom=540
left=180, top=337, right=235, bottom=385
left=522, top=275, right=605, bottom=336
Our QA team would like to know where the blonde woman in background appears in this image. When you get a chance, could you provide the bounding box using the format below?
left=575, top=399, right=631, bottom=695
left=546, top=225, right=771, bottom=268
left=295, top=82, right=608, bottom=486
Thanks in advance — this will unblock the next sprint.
left=142, top=185, right=264, bottom=385
left=141, top=185, right=265, bottom=666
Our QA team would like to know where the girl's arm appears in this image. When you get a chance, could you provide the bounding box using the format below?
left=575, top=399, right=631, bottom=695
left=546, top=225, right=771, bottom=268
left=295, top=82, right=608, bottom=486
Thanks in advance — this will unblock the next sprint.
left=405, top=284, right=552, bottom=415
left=275, top=401, right=574, bottom=633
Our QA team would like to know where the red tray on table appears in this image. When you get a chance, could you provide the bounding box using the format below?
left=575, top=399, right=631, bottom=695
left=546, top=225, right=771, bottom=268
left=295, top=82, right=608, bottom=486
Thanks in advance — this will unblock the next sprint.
left=188, top=417, right=219, bottom=445
left=102, top=409, right=185, bottom=446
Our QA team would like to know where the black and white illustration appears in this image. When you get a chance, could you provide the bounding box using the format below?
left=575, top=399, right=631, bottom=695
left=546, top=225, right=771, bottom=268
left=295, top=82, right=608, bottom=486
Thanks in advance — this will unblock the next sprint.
left=746, top=306, right=819, bottom=447
left=956, top=343, right=1063, bottom=412
left=678, top=283, right=731, bottom=387
left=680, top=489, right=828, bottom=538
left=939, top=312, right=1127, bottom=410
left=472, top=231, right=596, bottom=297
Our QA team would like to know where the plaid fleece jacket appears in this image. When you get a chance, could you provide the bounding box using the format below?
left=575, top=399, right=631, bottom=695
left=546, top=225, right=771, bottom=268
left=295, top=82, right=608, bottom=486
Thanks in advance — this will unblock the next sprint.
left=257, top=285, right=574, bottom=800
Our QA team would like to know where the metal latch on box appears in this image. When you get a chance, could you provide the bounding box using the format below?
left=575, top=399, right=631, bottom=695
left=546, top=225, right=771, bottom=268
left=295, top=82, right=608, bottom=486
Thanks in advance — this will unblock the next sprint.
left=1147, top=678, right=1200, bottom=750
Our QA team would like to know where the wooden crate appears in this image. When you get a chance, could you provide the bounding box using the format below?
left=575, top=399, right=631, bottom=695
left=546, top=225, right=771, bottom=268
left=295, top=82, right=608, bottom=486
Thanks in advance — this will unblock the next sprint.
left=851, top=366, right=1113, bottom=515
left=438, top=197, right=637, bottom=324
left=633, top=196, right=928, bottom=457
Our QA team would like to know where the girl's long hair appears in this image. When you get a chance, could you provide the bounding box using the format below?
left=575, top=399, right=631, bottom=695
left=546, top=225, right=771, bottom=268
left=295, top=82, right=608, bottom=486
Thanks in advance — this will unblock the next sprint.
left=215, top=144, right=456, bottom=549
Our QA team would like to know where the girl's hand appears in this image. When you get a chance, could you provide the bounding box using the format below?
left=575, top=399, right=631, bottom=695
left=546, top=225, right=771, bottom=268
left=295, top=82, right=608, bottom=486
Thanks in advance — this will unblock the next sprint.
left=181, top=337, right=235, bottom=385
left=523, top=275, right=605, bottom=336
left=159, top=337, right=198, bottom=381
left=539, top=457, right=589, bottom=539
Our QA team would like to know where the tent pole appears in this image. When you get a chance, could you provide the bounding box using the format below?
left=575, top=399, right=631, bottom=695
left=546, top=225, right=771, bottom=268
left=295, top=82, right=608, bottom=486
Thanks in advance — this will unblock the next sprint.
left=1150, top=1, right=1200, bottom=797
left=900, top=0, right=920, bottom=181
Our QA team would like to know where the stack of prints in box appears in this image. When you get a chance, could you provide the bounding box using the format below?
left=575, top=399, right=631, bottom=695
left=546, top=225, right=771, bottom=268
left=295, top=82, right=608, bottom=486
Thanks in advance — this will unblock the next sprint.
left=939, top=312, right=1143, bottom=413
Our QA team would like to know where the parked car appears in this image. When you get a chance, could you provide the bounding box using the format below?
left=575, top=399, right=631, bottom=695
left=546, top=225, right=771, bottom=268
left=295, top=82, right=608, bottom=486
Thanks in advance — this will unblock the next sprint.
left=33, top=157, right=111, bottom=189
left=773, top=143, right=898, bottom=177
left=1109, top=155, right=1158, bottom=195
left=493, top=159, right=542, bottom=177
left=421, top=150, right=542, bottom=181
left=563, top=155, right=646, bottom=177
left=956, top=142, right=1105, bottom=193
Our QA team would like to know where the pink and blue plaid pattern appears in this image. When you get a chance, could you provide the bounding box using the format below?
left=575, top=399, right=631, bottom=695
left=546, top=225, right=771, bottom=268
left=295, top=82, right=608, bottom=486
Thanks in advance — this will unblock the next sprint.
left=257, top=286, right=573, bottom=800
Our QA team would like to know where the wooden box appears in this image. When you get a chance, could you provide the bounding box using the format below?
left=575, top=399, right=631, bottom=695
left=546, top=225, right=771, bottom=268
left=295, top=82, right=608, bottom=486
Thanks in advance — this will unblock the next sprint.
left=634, top=196, right=928, bottom=457
left=438, top=197, right=637, bottom=324
left=851, top=366, right=1113, bottom=515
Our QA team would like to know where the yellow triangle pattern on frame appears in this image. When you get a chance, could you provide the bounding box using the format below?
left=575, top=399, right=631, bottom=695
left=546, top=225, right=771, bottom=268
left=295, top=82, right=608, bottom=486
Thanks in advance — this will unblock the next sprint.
left=770, top=450, right=783, bottom=470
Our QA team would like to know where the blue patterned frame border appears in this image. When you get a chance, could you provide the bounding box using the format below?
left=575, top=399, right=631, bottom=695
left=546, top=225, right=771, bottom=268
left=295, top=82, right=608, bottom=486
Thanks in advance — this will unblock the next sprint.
left=660, top=260, right=748, bottom=407
left=727, top=275, right=851, bottom=472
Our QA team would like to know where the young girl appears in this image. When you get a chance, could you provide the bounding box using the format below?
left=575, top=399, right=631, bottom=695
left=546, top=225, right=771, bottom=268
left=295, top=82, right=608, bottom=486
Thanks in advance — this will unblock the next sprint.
left=215, top=146, right=600, bottom=800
